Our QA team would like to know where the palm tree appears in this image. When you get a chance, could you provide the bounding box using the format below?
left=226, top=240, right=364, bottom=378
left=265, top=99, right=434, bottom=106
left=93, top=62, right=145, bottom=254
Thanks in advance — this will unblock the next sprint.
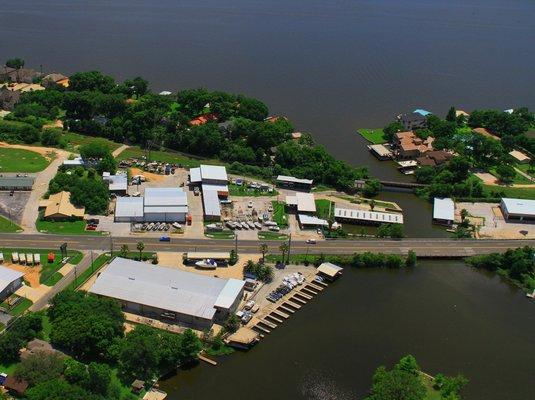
left=279, top=242, right=289, bottom=263
left=259, top=243, right=268, bottom=264
left=369, top=199, right=376, bottom=211
left=120, top=244, right=129, bottom=258
left=136, top=241, right=145, bottom=261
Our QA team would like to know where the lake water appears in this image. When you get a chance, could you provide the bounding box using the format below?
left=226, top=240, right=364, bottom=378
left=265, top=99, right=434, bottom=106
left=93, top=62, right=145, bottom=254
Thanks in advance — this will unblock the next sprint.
left=160, top=261, right=535, bottom=400
left=1, top=1, right=535, bottom=397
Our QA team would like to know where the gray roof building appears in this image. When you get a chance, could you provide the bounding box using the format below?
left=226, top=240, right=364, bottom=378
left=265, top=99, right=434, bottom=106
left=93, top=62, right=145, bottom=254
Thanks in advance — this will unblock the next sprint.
left=0, top=176, right=34, bottom=190
left=89, top=257, right=245, bottom=327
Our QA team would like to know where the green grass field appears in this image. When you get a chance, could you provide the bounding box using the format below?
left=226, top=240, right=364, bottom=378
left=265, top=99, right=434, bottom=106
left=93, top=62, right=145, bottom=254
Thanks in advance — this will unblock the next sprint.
left=358, top=128, right=386, bottom=144
left=43, top=271, right=63, bottom=286
left=258, top=231, right=288, bottom=241
left=1, top=296, right=33, bottom=316
left=483, top=184, right=535, bottom=199
left=515, top=163, right=535, bottom=178
left=70, top=253, right=112, bottom=289
left=489, top=167, right=532, bottom=185
left=62, top=132, right=122, bottom=152
left=315, top=199, right=334, bottom=219
left=0, top=147, right=50, bottom=172
left=0, top=215, right=22, bottom=232
left=36, top=218, right=104, bottom=235
left=271, top=201, right=288, bottom=227
left=205, top=231, right=236, bottom=240
left=116, top=145, right=221, bottom=168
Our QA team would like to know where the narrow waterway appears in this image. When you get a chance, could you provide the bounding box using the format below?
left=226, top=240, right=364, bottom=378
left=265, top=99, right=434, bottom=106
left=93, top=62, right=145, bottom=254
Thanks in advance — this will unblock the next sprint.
left=160, top=261, right=535, bottom=400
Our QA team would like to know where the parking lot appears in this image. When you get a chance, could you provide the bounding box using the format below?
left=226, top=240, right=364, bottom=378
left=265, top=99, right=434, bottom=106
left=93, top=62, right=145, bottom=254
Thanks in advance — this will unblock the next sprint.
left=0, top=191, right=30, bottom=224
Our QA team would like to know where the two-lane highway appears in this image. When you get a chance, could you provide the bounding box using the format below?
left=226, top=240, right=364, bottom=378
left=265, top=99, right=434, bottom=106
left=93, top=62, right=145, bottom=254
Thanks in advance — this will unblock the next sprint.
left=1, top=233, right=534, bottom=257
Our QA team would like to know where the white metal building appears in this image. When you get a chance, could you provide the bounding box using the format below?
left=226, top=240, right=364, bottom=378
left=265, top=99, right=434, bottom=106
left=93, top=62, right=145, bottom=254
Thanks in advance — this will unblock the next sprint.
left=500, top=198, right=535, bottom=223
left=334, top=207, right=404, bottom=225
left=114, top=197, right=144, bottom=223
left=189, top=165, right=229, bottom=220
left=144, top=188, right=188, bottom=222
left=103, top=172, right=128, bottom=195
left=286, top=192, right=316, bottom=214
left=276, top=175, right=313, bottom=191
left=0, top=266, right=24, bottom=302
left=89, top=257, right=245, bottom=329
left=432, top=198, right=455, bottom=225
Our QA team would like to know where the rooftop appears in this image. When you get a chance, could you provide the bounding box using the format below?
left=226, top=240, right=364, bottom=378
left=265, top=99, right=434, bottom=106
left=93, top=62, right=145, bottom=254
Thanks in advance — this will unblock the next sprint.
left=0, top=265, right=24, bottom=294
left=89, top=257, right=245, bottom=321
left=433, top=198, right=455, bottom=221
left=44, top=191, right=85, bottom=218
left=115, top=197, right=144, bottom=218
left=144, top=188, right=187, bottom=207
left=317, top=262, right=344, bottom=278
left=286, top=192, right=316, bottom=213
left=200, top=165, right=228, bottom=182
left=501, top=198, right=535, bottom=216
left=334, top=207, right=404, bottom=224
left=276, top=175, right=314, bottom=185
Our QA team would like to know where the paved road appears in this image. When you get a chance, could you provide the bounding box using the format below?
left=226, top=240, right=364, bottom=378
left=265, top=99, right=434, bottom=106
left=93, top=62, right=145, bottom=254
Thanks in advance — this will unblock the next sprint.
left=1, top=233, right=534, bottom=257
left=29, top=252, right=98, bottom=311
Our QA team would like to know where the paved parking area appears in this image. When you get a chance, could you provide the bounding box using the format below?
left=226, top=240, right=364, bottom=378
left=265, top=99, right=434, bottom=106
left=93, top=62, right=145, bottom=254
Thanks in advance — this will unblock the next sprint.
left=0, top=191, right=30, bottom=224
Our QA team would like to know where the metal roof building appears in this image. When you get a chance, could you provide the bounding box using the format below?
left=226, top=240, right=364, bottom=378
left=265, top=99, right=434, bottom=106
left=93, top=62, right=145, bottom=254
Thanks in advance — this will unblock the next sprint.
left=89, top=257, right=244, bottom=329
left=317, top=262, right=343, bottom=281
left=334, top=207, right=404, bottom=225
left=433, top=198, right=455, bottom=225
left=103, top=172, right=128, bottom=194
left=298, top=214, right=328, bottom=228
left=0, top=265, right=24, bottom=302
left=190, top=165, right=228, bottom=184
left=276, top=175, right=313, bottom=191
left=114, top=197, right=144, bottom=222
left=500, top=198, right=535, bottom=222
left=286, top=192, right=316, bottom=213
left=189, top=165, right=229, bottom=221
left=0, top=176, right=34, bottom=190
left=202, top=189, right=221, bottom=219
left=144, top=188, right=188, bottom=222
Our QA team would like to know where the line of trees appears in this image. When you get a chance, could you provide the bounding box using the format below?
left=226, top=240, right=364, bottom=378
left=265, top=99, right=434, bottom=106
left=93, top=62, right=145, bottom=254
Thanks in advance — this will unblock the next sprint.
left=4, top=70, right=369, bottom=191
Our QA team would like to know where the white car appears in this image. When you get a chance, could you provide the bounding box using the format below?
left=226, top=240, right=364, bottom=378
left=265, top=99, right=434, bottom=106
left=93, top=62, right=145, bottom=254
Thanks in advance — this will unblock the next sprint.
left=248, top=200, right=253, bottom=208
left=306, top=239, right=317, bottom=244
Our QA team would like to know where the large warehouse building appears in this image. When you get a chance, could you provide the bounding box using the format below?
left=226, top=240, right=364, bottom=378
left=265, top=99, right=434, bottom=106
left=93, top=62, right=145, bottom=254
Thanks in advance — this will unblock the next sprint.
left=500, top=198, right=535, bottom=223
left=189, top=165, right=229, bottom=220
left=89, top=257, right=245, bottom=329
left=0, top=266, right=24, bottom=302
left=114, top=187, right=188, bottom=223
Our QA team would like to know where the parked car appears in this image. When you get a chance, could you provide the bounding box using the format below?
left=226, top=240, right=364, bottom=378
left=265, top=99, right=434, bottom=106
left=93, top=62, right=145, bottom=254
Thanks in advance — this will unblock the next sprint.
left=306, top=239, right=317, bottom=244
left=159, top=236, right=171, bottom=242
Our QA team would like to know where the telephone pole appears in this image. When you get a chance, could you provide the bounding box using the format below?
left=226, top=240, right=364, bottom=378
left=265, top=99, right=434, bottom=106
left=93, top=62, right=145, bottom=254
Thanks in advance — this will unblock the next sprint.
left=287, top=233, right=292, bottom=264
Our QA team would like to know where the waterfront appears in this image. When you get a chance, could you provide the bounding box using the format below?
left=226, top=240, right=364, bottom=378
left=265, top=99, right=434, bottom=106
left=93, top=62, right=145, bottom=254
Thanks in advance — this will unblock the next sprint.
left=160, top=260, right=535, bottom=400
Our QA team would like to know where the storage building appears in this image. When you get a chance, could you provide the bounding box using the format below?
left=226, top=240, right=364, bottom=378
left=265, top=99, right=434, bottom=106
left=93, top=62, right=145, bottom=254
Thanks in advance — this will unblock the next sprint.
left=317, top=262, right=343, bottom=281
left=143, top=188, right=188, bottom=222
left=114, top=197, right=144, bottom=223
left=103, top=172, right=128, bottom=195
left=0, top=176, right=34, bottom=190
left=276, top=175, right=313, bottom=191
left=286, top=192, right=316, bottom=214
left=189, top=165, right=229, bottom=221
left=0, top=265, right=24, bottom=302
left=432, top=198, right=455, bottom=225
left=334, top=207, right=404, bottom=225
left=89, top=257, right=245, bottom=329
left=500, top=198, right=535, bottom=223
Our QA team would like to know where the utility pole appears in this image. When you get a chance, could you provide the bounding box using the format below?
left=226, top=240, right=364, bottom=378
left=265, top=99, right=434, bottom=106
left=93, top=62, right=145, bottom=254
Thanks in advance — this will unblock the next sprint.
left=110, top=237, right=113, bottom=257
left=90, top=250, right=94, bottom=273
left=235, top=235, right=238, bottom=255
left=287, top=233, right=292, bottom=264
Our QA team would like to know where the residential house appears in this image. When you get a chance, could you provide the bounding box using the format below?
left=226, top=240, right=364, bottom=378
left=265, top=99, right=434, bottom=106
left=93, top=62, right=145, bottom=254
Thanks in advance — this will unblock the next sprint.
left=397, top=112, right=427, bottom=130
left=42, top=191, right=85, bottom=220
left=416, top=150, right=453, bottom=167
left=189, top=113, right=218, bottom=126
left=41, top=73, right=69, bottom=88
left=394, top=131, right=434, bottom=159
left=509, top=150, right=531, bottom=164
left=0, top=87, right=21, bottom=110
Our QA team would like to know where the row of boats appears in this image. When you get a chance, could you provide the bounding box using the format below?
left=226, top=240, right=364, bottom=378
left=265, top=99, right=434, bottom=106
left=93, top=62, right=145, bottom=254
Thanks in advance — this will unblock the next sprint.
left=224, top=220, right=280, bottom=231
left=267, top=272, right=306, bottom=302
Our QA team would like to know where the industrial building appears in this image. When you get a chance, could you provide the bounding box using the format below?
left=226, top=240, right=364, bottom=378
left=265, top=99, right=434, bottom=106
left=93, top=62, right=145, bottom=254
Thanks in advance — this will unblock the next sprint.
left=500, top=198, right=535, bottom=223
left=286, top=192, right=316, bottom=214
left=432, top=197, right=455, bottom=225
left=276, top=175, right=313, bottom=191
left=89, top=257, right=245, bottom=329
left=334, top=207, right=404, bottom=225
left=0, top=266, right=24, bottom=302
left=189, top=165, right=229, bottom=220
left=0, top=176, right=34, bottom=191
left=103, top=172, right=128, bottom=195
left=114, top=188, right=188, bottom=223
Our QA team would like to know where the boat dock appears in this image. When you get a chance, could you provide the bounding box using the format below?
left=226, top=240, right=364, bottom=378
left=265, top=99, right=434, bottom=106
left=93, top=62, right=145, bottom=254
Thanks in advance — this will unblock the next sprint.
left=250, top=273, right=334, bottom=336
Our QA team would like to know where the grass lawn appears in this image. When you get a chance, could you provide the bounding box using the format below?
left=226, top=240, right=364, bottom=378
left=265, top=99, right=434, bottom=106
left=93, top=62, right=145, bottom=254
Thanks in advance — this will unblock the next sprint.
left=358, top=128, right=386, bottom=144
left=315, top=199, right=334, bottom=219
left=0, top=147, right=49, bottom=173
left=0, top=361, right=18, bottom=375
left=516, top=163, right=535, bottom=178
left=43, top=271, right=63, bottom=287
left=489, top=167, right=532, bottom=185
left=258, top=231, right=288, bottom=241
left=229, top=183, right=277, bottom=197
left=420, top=373, right=441, bottom=400
left=70, top=253, right=112, bottom=289
left=456, top=126, right=472, bottom=135
left=62, top=131, right=121, bottom=151
left=0, top=215, right=22, bottom=232
left=271, top=201, right=288, bottom=227
left=483, top=184, right=535, bottom=199
left=116, top=145, right=222, bottom=168
left=205, top=231, right=236, bottom=240
left=36, top=218, right=104, bottom=235
left=1, top=297, right=33, bottom=316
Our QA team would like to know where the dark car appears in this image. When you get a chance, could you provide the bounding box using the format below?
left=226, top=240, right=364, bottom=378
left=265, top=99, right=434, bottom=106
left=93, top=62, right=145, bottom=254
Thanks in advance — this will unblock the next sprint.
left=159, top=236, right=171, bottom=242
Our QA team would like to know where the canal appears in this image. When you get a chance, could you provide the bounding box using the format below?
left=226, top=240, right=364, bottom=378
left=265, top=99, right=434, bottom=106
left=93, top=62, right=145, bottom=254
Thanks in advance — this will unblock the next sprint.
left=160, top=260, right=535, bottom=400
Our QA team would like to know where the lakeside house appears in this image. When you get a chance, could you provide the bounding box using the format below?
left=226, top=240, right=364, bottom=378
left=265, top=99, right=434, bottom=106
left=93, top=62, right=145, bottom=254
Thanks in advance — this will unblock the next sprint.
left=416, top=150, right=453, bottom=167
left=316, top=262, right=344, bottom=281
left=397, top=112, right=427, bottom=130
left=500, top=198, right=535, bottom=223
left=0, top=87, right=21, bottom=111
left=89, top=257, right=245, bottom=330
left=189, top=113, right=218, bottom=126
left=0, top=68, right=42, bottom=84
left=472, top=127, right=500, bottom=141
left=394, top=131, right=434, bottom=159
left=432, top=197, right=455, bottom=226
left=41, top=73, right=69, bottom=88
left=276, top=175, right=313, bottom=191
left=509, top=150, right=531, bottom=164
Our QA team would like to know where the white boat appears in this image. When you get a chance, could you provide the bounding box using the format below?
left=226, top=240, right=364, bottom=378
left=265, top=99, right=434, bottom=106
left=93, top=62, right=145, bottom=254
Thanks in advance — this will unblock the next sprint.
left=254, top=222, right=262, bottom=229
left=225, top=221, right=236, bottom=229
left=234, top=222, right=242, bottom=230
left=195, top=259, right=218, bottom=269
left=268, top=226, right=280, bottom=232
left=12, top=252, right=19, bottom=263
left=247, top=221, right=255, bottom=229
left=264, top=221, right=278, bottom=227
left=241, top=222, right=249, bottom=230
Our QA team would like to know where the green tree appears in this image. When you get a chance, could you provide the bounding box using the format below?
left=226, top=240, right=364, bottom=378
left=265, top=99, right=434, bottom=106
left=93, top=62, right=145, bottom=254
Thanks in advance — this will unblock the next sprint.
left=180, top=329, right=202, bottom=366
left=14, top=352, right=64, bottom=386
left=365, top=361, right=426, bottom=400
left=136, top=241, right=145, bottom=260
left=395, top=355, right=420, bottom=375
left=87, top=362, right=112, bottom=396
left=446, top=106, right=457, bottom=123
left=406, top=250, right=417, bottom=267
left=6, top=58, right=25, bottom=69
left=63, top=358, right=89, bottom=385
left=362, top=179, right=381, bottom=197
left=259, top=243, right=268, bottom=264
left=79, top=141, right=111, bottom=160
left=434, top=374, right=469, bottom=398
left=120, top=244, right=129, bottom=258
left=118, top=325, right=160, bottom=382
left=69, top=71, right=115, bottom=93
left=26, top=378, right=98, bottom=400
left=383, top=121, right=404, bottom=141
left=224, top=314, right=241, bottom=334
left=495, top=164, right=516, bottom=184
left=460, top=209, right=468, bottom=221
left=279, top=242, right=289, bottom=263
left=97, top=152, right=118, bottom=174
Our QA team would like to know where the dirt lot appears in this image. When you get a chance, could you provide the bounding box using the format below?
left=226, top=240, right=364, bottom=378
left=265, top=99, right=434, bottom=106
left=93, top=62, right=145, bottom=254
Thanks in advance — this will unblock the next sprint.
left=3, top=262, right=41, bottom=287
left=457, top=201, right=535, bottom=239
left=0, top=191, right=30, bottom=224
